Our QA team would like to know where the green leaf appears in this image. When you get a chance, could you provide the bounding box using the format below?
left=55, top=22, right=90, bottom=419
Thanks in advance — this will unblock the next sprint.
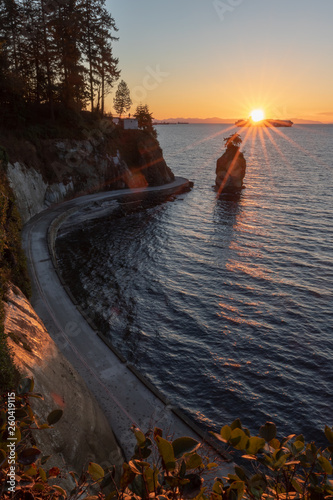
left=156, top=436, right=176, bottom=472
left=259, top=422, right=277, bottom=442
left=213, top=478, right=224, bottom=495
left=318, top=456, right=333, bottom=474
left=234, top=466, right=247, bottom=481
left=270, top=438, right=280, bottom=450
left=249, top=474, right=267, bottom=497
left=293, top=440, right=305, bottom=453
left=52, top=485, right=67, bottom=496
left=38, top=467, right=47, bottom=482
left=229, top=480, right=245, bottom=500
left=88, top=462, right=105, bottom=481
left=130, top=474, right=146, bottom=497
left=184, top=453, right=203, bottom=470
left=18, top=447, right=41, bottom=465
left=207, top=462, right=218, bottom=470
left=246, top=436, right=266, bottom=455
left=133, top=427, right=146, bottom=447
left=47, top=409, right=63, bottom=425
left=25, top=465, right=38, bottom=476
left=325, top=426, right=333, bottom=444
left=230, top=428, right=249, bottom=450
left=291, top=479, right=304, bottom=494
left=172, top=437, right=199, bottom=459
left=33, top=483, right=46, bottom=492
left=272, top=454, right=288, bottom=470
left=230, top=419, right=243, bottom=430
left=143, top=466, right=159, bottom=493
left=220, top=425, right=232, bottom=442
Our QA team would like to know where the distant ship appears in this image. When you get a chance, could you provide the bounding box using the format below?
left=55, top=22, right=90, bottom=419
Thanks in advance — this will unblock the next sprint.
left=235, top=119, right=293, bottom=127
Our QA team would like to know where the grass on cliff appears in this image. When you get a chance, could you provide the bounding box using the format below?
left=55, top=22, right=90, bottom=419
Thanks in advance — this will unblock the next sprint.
left=0, top=146, right=30, bottom=392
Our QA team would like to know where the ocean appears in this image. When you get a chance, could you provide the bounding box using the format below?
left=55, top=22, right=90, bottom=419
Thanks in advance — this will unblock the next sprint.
left=56, top=124, right=333, bottom=444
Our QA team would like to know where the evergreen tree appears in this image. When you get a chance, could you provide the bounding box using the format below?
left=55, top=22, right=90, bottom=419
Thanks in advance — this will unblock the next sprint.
left=54, top=0, right=87, bottom=109
left=134, top=103, right=157, bottom=138
left=113, top=79, right=131, bottom=117
left=0, top=0, right=120, bottom=118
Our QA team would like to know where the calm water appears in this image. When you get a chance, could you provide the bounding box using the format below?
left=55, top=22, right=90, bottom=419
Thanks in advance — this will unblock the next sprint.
left=56, top=124, right=333, bottom=444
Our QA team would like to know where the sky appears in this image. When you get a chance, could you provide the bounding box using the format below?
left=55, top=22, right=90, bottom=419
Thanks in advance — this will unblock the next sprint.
left=105, top=0, right=333, bottom=122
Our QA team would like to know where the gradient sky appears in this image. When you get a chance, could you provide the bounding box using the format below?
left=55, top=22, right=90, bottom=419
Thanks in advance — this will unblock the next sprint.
left=106, top=0, right=333, bottom=122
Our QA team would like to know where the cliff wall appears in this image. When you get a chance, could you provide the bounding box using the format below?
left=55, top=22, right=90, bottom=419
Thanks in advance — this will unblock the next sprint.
left=3, top=283, right=124, bottom=479
left=1, top=125, right=174, bottom=223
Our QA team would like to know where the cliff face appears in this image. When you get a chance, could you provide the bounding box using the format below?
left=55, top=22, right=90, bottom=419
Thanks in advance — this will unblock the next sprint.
left=3, top=283, right=124, bottom=477
left=215, top=145, right=246, bottom=193
left=2, top=126, right=174, bottom=223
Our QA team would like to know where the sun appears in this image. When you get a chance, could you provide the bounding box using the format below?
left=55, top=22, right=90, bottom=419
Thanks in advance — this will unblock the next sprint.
left=250, top=109, right=265, bottom=122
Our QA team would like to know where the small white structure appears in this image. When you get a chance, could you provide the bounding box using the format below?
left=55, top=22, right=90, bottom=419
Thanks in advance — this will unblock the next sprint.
left=123, top=118, right=138, bottom=130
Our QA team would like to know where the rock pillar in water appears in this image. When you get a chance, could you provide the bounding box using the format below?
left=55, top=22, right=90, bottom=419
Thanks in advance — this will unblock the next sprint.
left=215, top=144, right=246, bottom=193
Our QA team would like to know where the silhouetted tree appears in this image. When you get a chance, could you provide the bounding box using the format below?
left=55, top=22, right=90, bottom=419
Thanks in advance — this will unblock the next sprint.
left=134, top=103, right=157, bottom=138
left=224, top=133, right=242, bottom=149
left=0, top=0, right=120, bottom=118
left=113, top=79, right=131, bottom=117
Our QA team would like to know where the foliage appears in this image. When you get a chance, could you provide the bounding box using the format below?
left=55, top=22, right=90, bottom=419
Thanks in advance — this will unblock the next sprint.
left=113, top=80, right=132, bottom=117
left=1, top=378, right=333, bottom=499
left=0, top=378, right=65, bottom=498
left=105, top=426, right=216, bottom=500
left=224, top=134, right=242, bottom=150
left=211, top=419, right=333, bottom=500
left=134, top=104, right=157, bottom=139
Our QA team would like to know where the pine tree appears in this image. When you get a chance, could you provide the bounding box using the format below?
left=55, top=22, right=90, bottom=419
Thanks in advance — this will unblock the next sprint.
left=0, top=0, right=120, bottom=117
left=113, top=79, right=131, bottom=118
left=134, top=103, right=157, bottom=138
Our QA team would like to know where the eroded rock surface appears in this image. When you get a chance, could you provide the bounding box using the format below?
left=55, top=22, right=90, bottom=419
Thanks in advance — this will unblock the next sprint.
left=3, top=283, right=124, bottom=478
left=3, top=128, right=175, bottom=223
left=215, top=145, right=246, bottom=193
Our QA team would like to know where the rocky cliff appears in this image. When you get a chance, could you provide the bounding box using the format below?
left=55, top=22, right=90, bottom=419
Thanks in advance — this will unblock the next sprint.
left=1, top=124, right=175, bottom=223
left=215, top=145, right=246, bottom=193
left=3, top=283, right=124, bottom=480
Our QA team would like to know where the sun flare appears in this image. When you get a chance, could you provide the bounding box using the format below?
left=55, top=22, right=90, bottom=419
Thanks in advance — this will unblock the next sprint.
left=250, top=109, right=265, bottom=122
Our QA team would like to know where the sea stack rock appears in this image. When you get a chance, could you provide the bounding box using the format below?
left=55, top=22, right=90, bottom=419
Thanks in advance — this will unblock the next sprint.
left=215, top=133, right=246, bottom=193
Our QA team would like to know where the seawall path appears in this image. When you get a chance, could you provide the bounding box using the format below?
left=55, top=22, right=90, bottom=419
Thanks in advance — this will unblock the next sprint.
left=22, top=177, right=234, bottom=474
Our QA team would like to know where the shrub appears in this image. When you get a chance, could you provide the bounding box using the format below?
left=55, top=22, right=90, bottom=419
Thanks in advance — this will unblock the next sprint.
left=1, top=379, right=333, bottom=499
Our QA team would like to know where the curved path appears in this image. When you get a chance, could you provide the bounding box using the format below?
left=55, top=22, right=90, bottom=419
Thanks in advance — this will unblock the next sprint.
left=22, top=177, right=233, bottom=472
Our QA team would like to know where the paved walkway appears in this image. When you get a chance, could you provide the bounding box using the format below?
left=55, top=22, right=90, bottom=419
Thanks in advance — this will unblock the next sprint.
left=22, top=178, right=234, bottom=475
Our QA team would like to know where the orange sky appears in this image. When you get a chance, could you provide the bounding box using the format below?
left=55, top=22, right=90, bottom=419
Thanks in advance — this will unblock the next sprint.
left=107, top=1, right=333, bottom=123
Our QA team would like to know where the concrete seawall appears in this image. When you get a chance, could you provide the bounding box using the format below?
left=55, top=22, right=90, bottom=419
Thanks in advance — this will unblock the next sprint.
left=22, top=178, right=234, bottom=472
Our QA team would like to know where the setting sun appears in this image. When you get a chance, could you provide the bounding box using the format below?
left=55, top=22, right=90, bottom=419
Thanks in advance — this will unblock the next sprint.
left=250, top=109, right=265, bottom=122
